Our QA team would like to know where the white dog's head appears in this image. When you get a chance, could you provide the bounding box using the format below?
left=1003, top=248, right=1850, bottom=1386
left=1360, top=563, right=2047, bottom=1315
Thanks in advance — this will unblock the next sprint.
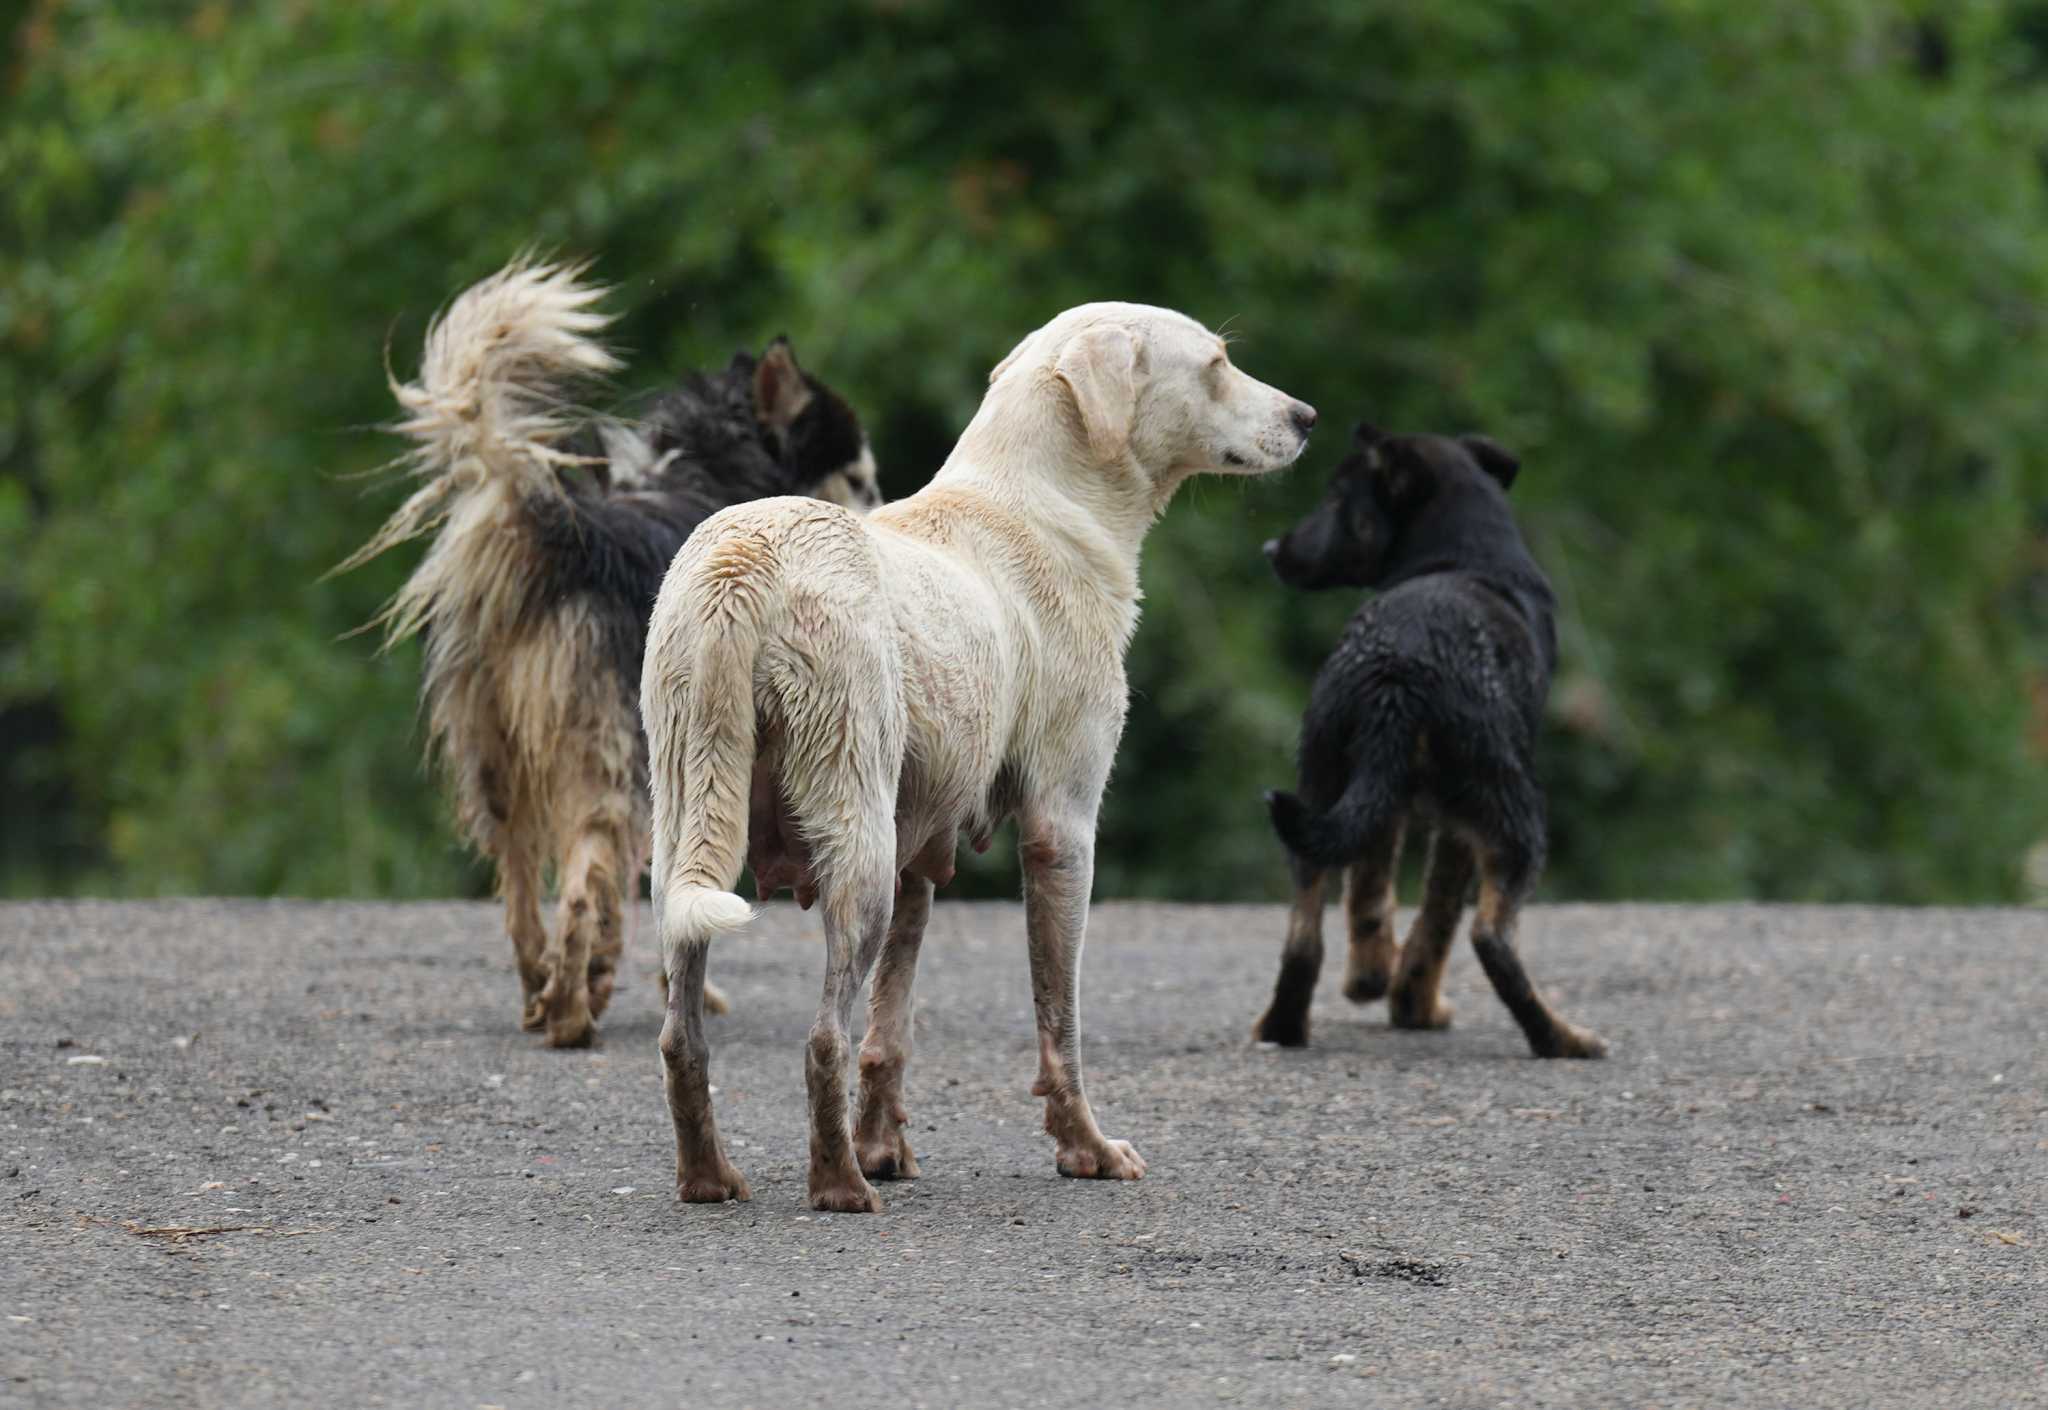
left=986, top=302, right=1316, bottom=497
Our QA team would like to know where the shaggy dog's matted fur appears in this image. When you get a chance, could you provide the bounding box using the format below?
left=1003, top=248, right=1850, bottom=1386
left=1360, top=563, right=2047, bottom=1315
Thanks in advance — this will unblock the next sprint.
left=641, top=301, right=1317, bottom=1212
left=1253, top=423, right=1605, bottom=1059
left=344, top=258, right=880, bottom=1048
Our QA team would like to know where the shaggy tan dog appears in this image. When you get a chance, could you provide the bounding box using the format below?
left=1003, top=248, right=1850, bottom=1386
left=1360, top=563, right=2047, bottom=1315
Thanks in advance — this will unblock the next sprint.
left=344, top=260, right=877, bottom=1047
left=642, top=302, right=1316, bottom=1211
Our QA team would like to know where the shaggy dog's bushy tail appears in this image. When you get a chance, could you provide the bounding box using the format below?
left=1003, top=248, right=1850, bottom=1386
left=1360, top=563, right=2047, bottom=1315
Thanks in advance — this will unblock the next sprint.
left=339, top=256, right=619, bottom=641
left=337, top=257, right=625, bottom=865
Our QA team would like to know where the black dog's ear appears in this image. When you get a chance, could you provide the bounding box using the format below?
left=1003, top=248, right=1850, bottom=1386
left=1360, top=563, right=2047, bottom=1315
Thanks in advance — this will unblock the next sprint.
left=1372, top=445, right=1435, bottom=513
left=1460, top=434, right=1520, bottom=490
left=1352, top=420, right=1387, bottom=450
left=753, top=335, right=814, bottom=436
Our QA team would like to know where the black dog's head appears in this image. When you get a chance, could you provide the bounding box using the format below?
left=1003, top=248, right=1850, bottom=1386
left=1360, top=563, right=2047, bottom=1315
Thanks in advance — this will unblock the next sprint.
left=1262, top=422, right=1520, bottom=590
left=623, top=338, right=882, bottom=511
left=745, top=337, right=882, bottom=512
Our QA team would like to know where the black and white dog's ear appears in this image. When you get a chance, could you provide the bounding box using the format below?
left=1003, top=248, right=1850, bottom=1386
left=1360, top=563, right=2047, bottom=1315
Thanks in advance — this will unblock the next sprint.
left=1460, top=434, right=1520, bottom=490
left=753, top=336, right=814, bottom=436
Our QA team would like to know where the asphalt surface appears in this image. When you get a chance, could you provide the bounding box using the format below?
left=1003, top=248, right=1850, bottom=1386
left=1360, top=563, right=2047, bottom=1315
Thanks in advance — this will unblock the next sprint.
left=2, top=900, right=2043, bottom=1408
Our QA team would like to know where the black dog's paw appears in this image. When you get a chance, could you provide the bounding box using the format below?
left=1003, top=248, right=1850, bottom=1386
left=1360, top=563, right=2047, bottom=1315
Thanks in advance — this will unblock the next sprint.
left=1266, top=789, right=1312, bottom=854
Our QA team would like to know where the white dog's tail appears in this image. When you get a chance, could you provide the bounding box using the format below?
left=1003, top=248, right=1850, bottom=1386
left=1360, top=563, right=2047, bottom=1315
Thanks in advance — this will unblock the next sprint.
left=337, top=256, right=619, bottom=643
left=645, top=558, right=770, bottom=973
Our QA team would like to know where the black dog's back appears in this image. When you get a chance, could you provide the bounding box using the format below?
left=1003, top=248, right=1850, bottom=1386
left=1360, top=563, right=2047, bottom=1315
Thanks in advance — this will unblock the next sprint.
left=1281, top=572, right=1551, bottom=862
left=527, top=345, right=872, bottom=683
left=1267, top=430, right=1555, bottom=867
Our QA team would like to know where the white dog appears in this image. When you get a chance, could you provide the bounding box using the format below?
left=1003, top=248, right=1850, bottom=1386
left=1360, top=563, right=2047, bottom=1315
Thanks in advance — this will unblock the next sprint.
left=641, top=302, right=1315, bottom=1211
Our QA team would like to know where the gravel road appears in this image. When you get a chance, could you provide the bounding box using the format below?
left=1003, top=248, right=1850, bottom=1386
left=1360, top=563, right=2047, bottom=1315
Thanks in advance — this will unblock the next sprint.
left=2, top=900, right=2043, bottom=1407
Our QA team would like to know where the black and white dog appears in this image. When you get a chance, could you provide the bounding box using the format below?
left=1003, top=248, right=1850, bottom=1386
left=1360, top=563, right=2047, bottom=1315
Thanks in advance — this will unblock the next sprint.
left=344, top=258, right=879, bottom=1047
left=1254, top=423, right=1605, bottom=1059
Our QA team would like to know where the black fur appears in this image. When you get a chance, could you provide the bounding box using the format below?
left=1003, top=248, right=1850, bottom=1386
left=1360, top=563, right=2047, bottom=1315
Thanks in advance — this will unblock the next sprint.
left=1264, top=422, right=1552, bottom=869
left=526, top=346, right=868, bottom=686
left=1256, top=423, right=1604, bottom=1058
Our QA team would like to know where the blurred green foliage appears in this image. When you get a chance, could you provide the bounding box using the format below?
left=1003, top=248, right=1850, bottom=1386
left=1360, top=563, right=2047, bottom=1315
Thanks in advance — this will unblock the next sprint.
left=5, top=1, right=2046, bottom=902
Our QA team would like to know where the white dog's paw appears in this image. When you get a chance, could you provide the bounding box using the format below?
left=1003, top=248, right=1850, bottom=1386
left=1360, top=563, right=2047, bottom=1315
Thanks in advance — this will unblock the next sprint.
left=1056, top=1137, right=1146, bottom=1181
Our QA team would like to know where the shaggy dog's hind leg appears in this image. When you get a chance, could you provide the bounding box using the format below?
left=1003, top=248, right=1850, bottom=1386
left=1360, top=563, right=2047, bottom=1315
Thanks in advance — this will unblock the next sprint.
left=470, top=757, right=550, bottom=1032
left=499, top=834, right=551, bottom=1033
left=543, top=824, right=632, bottom=1048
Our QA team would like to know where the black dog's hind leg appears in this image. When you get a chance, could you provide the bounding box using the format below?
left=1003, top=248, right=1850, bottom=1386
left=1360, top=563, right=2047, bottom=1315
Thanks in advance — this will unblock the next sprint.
left=1341, top=819, right=1404, bottom=1003
left=1467, top=818, right=1606, bottom=1058
left=1253, top=854, right=1330, bottom=1046
left=1389, top=830, right=1473, bottom=1031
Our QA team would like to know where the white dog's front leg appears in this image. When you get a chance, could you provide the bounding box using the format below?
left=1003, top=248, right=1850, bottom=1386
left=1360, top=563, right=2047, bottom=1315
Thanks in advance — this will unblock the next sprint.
left=1018, top=812, right=1146, bottom=1182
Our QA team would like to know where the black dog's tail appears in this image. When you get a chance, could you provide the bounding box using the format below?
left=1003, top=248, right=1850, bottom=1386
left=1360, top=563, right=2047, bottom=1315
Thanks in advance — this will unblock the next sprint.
left=1267, top=706, right=1419, bottom=868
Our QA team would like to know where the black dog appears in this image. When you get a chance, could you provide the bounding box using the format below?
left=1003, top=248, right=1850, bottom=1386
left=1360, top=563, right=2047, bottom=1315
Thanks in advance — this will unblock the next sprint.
left=1252, top=423, right=1605, bottom=1058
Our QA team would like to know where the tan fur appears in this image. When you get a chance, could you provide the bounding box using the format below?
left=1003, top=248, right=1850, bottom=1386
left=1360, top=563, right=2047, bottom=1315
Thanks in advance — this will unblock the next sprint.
left=643, top=301, right=1316, bottom=1211
left=344, top=259, right=742, bottom=1044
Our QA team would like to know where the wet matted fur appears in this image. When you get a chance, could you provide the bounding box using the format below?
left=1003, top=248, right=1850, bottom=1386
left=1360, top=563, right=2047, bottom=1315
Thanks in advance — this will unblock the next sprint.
left=343, top=257, right=880, bottom=1047
left=641, top=301, right=1318, bottom=1212
left=1254, top=423, right=1605, bottom=1059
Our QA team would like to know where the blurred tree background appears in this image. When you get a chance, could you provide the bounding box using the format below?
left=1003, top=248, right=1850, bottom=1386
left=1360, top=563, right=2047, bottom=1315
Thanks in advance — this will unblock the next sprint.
left=5, top=0, right=2047, bottom=904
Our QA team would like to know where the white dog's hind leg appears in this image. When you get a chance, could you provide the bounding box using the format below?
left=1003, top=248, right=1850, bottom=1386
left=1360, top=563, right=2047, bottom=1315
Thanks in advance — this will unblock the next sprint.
left=1019, top=808, right=1147, bottom=1182
left=658, top=939, right=750, bottom=1202
left=804, top=873, right=894, bottom=1213
left=854, top=874, right=934, bottom=1180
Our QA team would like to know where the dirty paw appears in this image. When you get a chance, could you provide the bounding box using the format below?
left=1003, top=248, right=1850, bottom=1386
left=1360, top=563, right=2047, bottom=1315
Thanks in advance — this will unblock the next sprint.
left=1341, top=964, right=1391, bottom=1004
left=1250, top=1005, right=1311, bottom=1047
left=855, top=1126, right=920, bottom=1181
left=543, top=1003, right=594, bottom=1049
left=1056, top=1138, right=1147, bottom=1181
left=520, top=992, right=548, bottom=1032
left=676, top=1160, right=751, bottom=1204
left=1537, top=1024, right=1609, bottom=1060
left=809, top=1169, right=884, bottom=1213
left=1389, top=994, right=1453, bottom=1031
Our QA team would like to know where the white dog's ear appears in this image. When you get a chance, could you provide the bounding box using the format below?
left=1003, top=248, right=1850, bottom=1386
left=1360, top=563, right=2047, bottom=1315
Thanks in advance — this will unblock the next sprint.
left=1054, top=325, right=1139, bottom=463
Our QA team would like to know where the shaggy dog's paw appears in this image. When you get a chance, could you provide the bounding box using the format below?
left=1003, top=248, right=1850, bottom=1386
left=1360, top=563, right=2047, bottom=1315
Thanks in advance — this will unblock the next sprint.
left=1056, top=1137, right=1147, bottom=1181
left=585, top=963, right=617, bottom=1022
left=520, top=993, right=548, bottom=1033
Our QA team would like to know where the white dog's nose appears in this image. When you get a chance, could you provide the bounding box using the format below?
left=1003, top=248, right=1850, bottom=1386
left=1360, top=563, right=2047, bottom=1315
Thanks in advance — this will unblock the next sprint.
left=1290, top=403, right=1318, bottom=438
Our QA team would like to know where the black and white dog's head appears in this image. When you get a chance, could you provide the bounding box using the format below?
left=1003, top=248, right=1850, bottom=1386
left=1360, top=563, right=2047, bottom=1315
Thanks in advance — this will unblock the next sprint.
left=599, top=337, right=881, bottom=511
left=1262, top=422, right=1521, bottom=591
